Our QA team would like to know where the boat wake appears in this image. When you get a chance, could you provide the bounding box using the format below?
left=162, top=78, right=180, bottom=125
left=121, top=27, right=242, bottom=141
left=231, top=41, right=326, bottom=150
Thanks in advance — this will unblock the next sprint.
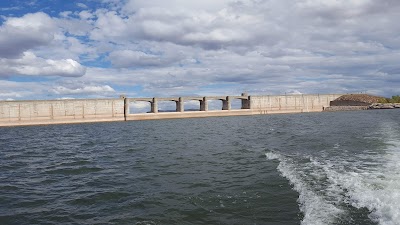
left=266, top=131, right=400, bottom=225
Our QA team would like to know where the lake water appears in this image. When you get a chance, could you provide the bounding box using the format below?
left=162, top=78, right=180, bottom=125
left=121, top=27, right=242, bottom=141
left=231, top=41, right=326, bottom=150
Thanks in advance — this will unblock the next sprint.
left=1, top=109, right=399, bottom=225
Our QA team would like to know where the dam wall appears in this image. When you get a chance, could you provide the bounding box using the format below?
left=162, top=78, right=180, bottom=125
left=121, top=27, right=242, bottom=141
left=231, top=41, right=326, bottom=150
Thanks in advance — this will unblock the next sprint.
left=0, top=94, right=344, bottom=127
left=0, top=98, right=125, bottom=127
left=250, top=94, right=343, bottom=114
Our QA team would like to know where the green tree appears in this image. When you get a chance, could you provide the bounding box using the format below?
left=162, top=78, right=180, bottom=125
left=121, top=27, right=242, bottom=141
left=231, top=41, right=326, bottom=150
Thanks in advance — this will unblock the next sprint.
left=378, top=98, right=389, bottom=103
left=391, top=95, right=400, bottom=103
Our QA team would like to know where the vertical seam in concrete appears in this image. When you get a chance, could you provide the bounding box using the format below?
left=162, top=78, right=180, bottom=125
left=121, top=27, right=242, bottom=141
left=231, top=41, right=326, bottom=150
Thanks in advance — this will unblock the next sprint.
left=72, top=101, right=76, bottom=119
left=95, top=100, right=97, bottom=117
left=112, top=101, right=115, bottom=117
left=124, top=98, right=128, bottom=121
left=51, top=104, right=54, bottom=120
left=18, top=104, right=21, bottom=121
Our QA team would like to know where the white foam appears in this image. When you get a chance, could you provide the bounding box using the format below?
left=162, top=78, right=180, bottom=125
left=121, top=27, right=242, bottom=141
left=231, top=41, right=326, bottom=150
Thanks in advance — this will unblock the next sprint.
left=265, top=152, right=280, bottom=160
left=323, top=139, right=400, bottom=225
left=266, top=152, right=343, bottom=225
left=266, top=123, right=400, bottom=225
left=306, top=134, right=400, bottom=225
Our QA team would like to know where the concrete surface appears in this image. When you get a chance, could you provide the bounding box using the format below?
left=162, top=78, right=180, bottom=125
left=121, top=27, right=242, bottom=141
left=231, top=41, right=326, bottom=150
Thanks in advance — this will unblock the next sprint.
left=0, top=98, right=125, bottom=127
left=250, top=94, right=342, bottom=113
left=0, top=94, right=343, bottom=127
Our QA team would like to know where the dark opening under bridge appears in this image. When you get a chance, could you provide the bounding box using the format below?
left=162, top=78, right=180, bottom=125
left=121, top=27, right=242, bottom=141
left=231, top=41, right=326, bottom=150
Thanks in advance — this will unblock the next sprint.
left=126, top=94, right=251, bottom=114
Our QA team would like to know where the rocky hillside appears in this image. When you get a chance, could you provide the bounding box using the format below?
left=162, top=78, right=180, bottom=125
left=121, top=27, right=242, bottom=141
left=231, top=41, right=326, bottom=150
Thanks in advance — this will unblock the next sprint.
left=333, top=94, right=384, bottom=104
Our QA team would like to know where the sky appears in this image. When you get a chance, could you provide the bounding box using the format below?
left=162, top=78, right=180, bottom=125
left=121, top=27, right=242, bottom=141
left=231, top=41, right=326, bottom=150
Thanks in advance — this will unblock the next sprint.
left=0, top=0, right=399, bottom=101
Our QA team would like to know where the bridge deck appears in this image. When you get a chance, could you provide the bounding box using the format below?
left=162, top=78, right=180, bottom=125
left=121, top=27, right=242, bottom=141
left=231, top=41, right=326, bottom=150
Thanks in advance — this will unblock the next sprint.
left=128, top=96, right=248, bottom=102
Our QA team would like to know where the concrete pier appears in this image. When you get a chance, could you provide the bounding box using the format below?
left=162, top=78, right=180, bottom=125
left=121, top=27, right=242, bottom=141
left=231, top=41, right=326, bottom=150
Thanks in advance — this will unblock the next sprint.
left=176, top=97, right=184, bottom=112
left=222, top=96, right=231, bottom=110
left=151, top=98, right=158, bottom=113
left=241, top=93, right=251, bottom=109
left=0, top=94, right=344, bottom=127
left=200, top=97, right=208, bottom=111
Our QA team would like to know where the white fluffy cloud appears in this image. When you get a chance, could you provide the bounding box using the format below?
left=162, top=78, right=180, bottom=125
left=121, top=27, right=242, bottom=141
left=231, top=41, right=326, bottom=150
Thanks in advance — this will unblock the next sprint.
left=90, top=5, right=267, bottom=50
left=108, top=48, right=185, bottom=68
left=0, top=12, right=87, bottom=78
left=0, top=80, right=47, bottom=100
left=1, top=0, right=400, bottom=99
left=51, top=84, right=115, bottom=95
left=124, top=0, right=232, bottom=12
left=0, top=52, right=86, bottom=77
left=0, top=12, right=56, bottom=58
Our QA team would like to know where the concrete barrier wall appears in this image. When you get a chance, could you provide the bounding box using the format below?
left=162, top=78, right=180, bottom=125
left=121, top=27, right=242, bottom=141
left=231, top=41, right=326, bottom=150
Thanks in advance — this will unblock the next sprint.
left=0, top=99, right=125, bottom=126
left=0, top=94, right=344, bottom=127
left=250, top=94, right=342, bottom=114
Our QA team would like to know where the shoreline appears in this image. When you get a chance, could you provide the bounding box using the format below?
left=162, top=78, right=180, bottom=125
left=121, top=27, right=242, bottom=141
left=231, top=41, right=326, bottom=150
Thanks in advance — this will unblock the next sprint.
left=0, top=108, right=324, bottom=127
left=324, top=103, right=400, bottom=112
left=1, top=106, right=398, bottom=128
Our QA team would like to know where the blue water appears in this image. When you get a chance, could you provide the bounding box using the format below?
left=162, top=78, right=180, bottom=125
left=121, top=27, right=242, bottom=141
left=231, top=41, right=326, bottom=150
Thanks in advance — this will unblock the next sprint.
left=1, top=109, right=399, bottom=225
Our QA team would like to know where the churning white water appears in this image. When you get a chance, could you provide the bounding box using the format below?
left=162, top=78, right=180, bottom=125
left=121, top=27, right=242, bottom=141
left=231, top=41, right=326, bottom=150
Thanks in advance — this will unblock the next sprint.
left=266, top=152, right=343, bottom=225
left=266, top=124, right=400, bottom=225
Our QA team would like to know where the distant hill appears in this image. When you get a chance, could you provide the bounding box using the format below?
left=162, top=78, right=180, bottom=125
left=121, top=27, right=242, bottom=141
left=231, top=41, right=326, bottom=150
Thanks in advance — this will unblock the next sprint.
left=330, top=94, right=384, bottom=106
left=334, top=94, right=384, bottom=104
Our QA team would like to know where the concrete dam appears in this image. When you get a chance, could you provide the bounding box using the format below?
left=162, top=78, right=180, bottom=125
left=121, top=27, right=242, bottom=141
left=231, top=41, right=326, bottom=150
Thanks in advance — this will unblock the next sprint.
left=0, top=94, right=342, bottom=127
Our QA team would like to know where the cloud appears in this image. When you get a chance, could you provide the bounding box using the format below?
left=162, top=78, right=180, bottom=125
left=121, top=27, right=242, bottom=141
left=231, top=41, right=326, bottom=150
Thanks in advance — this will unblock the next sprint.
left=90, top=3, right=269, bottom=50
left=109, top=50, right=163, bottom=67
left=76, top=3, right=88, bottom=9
left=0, top=52, right=86, bottom=77
left=124, top=0, right=232, bottom=12
left=129, top=101, right=150, bottom=114
left=0, top=92, right=24, bottom=99
left=0, top=12, right=56, bottom=58
left=2, top=0, right=400, bottom=100
left=0, top=12, right=87, bottom=78
left=0, top=80, right=47, bottom=100
left=0, top=6, right=21, bottom=11
left=108, top=49, right=184, bottom=68
left=51, top=84, right=115, bottom=95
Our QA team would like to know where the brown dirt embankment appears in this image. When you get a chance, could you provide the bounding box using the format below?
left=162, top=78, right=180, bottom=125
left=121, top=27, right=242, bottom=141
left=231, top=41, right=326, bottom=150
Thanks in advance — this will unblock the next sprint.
left=333, top=94, right=384, bottom=104
left=324, top=94, right=400, bottom=111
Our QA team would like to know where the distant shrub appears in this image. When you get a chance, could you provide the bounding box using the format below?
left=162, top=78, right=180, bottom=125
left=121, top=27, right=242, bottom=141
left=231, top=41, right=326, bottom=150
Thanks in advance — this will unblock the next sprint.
left=379, top=95, right=400, bottom=103
left=391, top=95, right=400, bottom=103
left=378, top=98, right=389, bottom=103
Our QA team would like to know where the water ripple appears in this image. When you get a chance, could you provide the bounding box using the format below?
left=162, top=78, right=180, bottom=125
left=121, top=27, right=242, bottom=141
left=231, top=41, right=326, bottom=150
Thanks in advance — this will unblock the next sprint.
left=2, top=110, right=398, bottom=224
